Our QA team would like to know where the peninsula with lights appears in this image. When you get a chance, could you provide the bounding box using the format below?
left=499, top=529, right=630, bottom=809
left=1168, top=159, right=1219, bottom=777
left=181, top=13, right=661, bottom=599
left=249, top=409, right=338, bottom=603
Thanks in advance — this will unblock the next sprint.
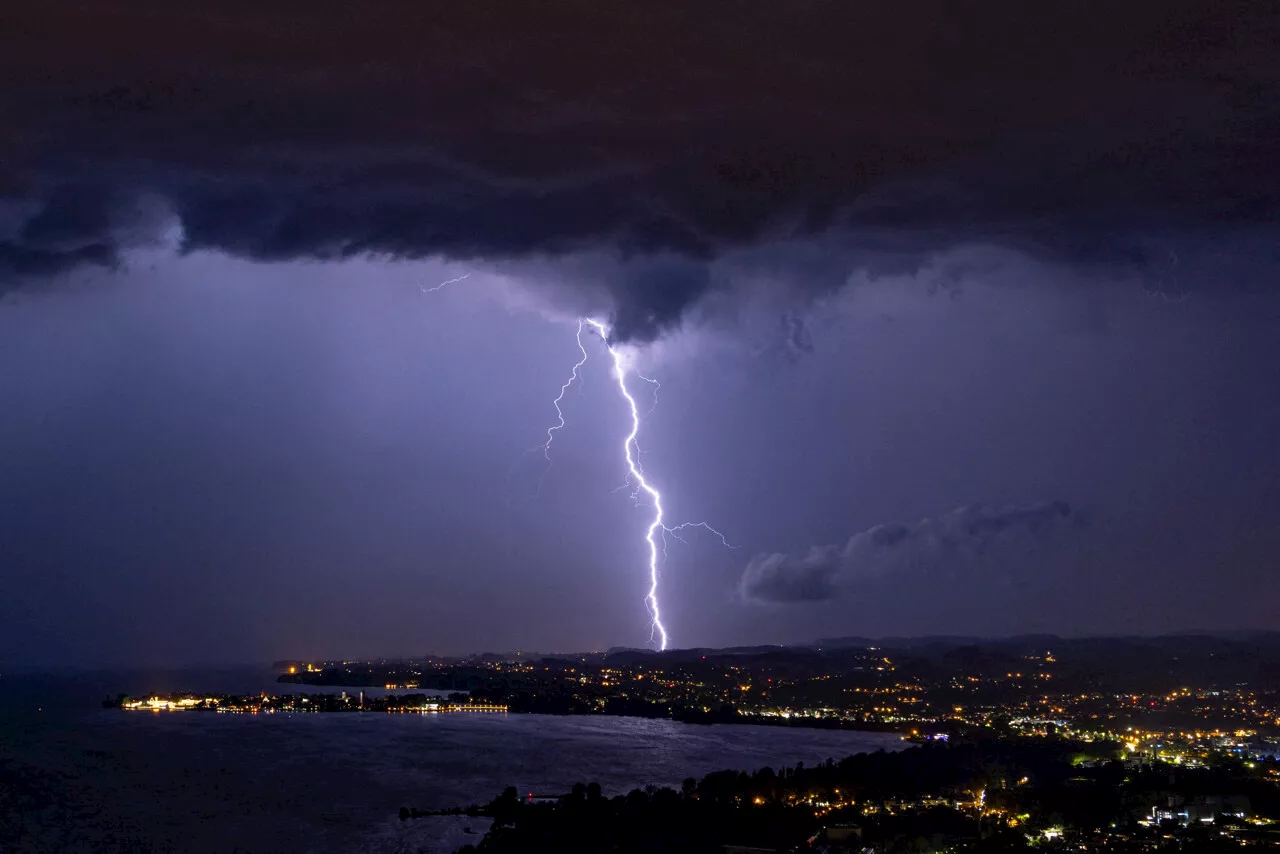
left=268, top=634, right=1280, bottom=739
left=427, top=732, right=1280, bottom=853
left=106, top=691, right=507, bottom=715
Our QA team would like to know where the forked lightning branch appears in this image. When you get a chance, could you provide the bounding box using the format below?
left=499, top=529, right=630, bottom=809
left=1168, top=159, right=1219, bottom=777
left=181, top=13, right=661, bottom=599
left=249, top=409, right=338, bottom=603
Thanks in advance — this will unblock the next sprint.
left=537, top=318, right=732, bottom=651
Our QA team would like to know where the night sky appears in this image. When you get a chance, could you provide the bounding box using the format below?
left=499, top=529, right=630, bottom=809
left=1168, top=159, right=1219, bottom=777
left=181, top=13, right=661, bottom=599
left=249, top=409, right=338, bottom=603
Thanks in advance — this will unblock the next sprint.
left=1, top=2, right=1278, bottom=665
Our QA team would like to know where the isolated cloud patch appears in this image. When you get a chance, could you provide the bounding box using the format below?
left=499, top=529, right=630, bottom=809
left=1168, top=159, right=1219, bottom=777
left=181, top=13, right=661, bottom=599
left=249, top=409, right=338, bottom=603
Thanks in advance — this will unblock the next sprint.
left=740, top=501, right=1076, bottom=603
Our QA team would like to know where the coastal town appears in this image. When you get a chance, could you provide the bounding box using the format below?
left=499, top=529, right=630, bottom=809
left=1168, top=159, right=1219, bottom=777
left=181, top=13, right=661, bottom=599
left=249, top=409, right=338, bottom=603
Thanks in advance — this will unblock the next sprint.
left=110, top=635, right=1280, bottom=850
left=267, top=635, right=1280, bottom=747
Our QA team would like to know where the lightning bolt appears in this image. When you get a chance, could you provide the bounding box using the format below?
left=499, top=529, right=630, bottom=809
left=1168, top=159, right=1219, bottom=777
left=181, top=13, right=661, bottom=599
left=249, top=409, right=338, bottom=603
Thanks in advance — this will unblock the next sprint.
left=532, top=319, right=590, bottom=494
left=635, top=372, right=660, bottom=419
left=420, top=278, right=733, bottom=649
left=577, top=319, right=731, bottom=651
left=421, top=272, right=470, bottom=293
left=661, top=521, right=736, bottom=557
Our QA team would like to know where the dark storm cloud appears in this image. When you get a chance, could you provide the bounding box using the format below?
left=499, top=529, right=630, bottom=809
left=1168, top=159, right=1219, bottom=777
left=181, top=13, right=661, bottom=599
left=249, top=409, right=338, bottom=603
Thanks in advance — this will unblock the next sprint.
left=2, top=0, right=1279, bottom=337
left=739, top=501, right=1077, bottom=604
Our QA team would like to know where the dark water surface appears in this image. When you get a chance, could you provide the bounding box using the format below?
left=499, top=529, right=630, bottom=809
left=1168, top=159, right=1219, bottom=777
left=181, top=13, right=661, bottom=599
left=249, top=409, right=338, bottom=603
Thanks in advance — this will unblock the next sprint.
left=0, top=669, right=903, bottom=853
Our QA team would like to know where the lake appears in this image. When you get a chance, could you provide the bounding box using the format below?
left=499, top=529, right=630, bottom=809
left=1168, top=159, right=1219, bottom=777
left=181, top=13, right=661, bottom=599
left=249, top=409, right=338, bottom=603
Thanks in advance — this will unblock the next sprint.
left=0, top=670, right=904, bottom=853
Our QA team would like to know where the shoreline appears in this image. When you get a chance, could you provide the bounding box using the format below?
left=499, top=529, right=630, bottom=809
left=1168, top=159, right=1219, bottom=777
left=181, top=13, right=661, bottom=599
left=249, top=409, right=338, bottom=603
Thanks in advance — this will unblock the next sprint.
left=105, top=689, right=912, bottom=738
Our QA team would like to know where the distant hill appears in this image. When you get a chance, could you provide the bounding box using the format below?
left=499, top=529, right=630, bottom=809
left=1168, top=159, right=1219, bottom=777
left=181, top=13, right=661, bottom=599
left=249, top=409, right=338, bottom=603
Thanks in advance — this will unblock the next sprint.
left=593, top=632, right=1280, bottom=691
left=291, top=632, right=1280, bottom=691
